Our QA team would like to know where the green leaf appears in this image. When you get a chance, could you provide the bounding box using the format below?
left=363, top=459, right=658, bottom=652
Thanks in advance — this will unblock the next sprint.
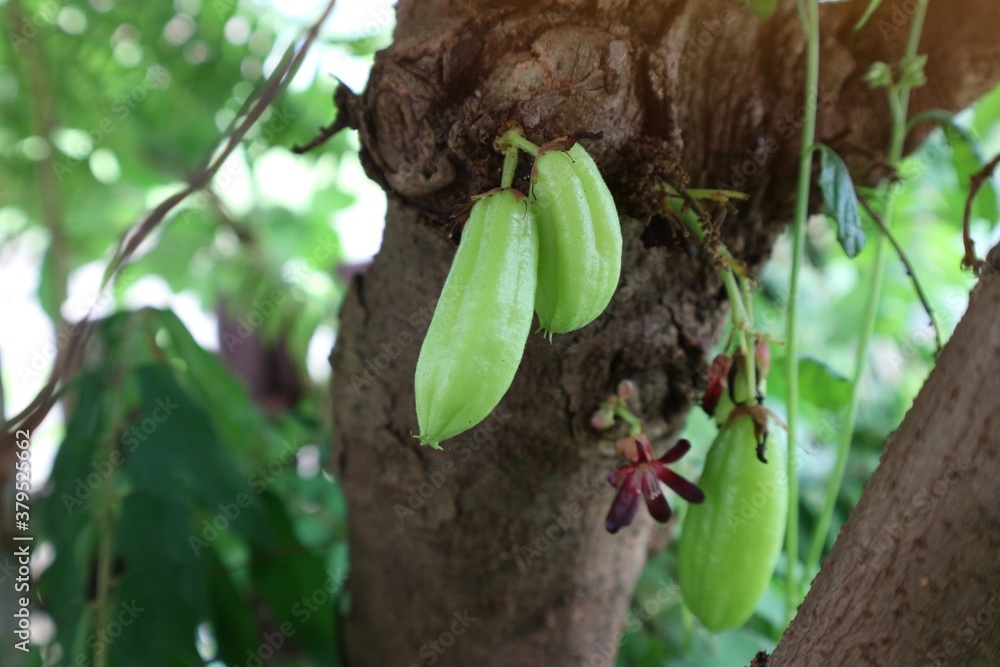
left=908, top=110, right=980, bottom=155
left=745, top=0, right=778, bottom=20
left=250, top=492, right=339, bottom=663
left=35, top=371, right=109, bottom=649
left=798, top=356, right=852, bottom=410
left=862, top=61, right=893, bottom=89
left=854, top=0, right=884, bottom=30
left=204, top=546, right=258, bottom=665
left=908, top=109, right=1000, bottom=222
left=36, top=512, right=94, bottom=655
left=817, top=144, right=866, bottom=258
left=129, top=363, right=273, bottom=547
left=898, top=54, right=928, bottom=89
left=767, top=355, right=850, bottom=416
left=114, top=491, right=207, bottom=667
left=154, top=309, right=271, bottom=454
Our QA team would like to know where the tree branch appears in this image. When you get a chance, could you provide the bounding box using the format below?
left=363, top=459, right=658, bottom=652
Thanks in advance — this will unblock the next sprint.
left=768, top=242, right=1000, bottom=663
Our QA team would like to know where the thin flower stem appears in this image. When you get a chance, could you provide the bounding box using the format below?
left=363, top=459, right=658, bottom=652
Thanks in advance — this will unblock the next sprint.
left=721, top=269, right=756, bottom=404
left=784, top=0, right=820, bottom=621
left=670, top=192, right=758, bottom=404
left=804, top=0, right=929, bottom=584
left=499, top=129, right=540, bottom=157
left=683, top=188, right=750, bottom=202
left=614, top=405, right=644, bottom=435
left=501, top=145, right=519, bottom=190
left=857, top=192, right=943, bottom=351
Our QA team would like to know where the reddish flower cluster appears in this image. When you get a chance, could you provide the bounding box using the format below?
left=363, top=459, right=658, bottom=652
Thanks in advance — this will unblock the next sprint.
left=605, top=435, right=705, bottom=534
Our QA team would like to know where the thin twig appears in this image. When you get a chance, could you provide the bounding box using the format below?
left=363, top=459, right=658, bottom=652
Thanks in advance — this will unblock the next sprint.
left=661, top=185, right=751, bottom=279
left=105, top=3, right=335, bottom=278
left=857, top=191, right=943, bottom=352
left=0, top=0, right=339, bottom=452
left=961, top=151, right=1000, bottom=276
left=292, top=117, right=345, bottom=154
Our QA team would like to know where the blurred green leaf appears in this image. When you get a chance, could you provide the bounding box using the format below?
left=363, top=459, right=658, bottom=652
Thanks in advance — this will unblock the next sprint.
left=205, top=546, right=259, bottom=665
left=129, top=361, right=277, bottom=547
left=799, top=355, right=851, bottom=409
left=114, top=491, right=207, bottom=667
left=745, top=0, right=778, bottom=20
left=154, top=308, right=271, bottom=455
left=909, top=109, right=999, bottom=221
left=817, top=144, right=866, bottom=258
left=250, top=492, right=339, bottom=663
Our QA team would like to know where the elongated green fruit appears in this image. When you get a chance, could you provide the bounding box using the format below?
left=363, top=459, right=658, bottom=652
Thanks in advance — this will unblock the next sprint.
left=677, top=414, right=788, bottom=632
left=415, top=189, right=538, bottom=447
left=531, top=142, right=622, bottom=334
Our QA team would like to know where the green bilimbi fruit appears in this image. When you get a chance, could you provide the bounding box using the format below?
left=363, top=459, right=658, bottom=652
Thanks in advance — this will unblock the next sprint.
left=414, top=188, right=538, bottom=447
left=531, top=142, right=622, bottom=335
left=678, top=347, right=787, bottom=632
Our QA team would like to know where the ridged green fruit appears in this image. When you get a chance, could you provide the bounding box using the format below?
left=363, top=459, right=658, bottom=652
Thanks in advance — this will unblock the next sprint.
left=414, top=189, right=538, bottom=447
left=531, top=142, right=622, bottom=334
left=677, top=414, right=788, bottom=632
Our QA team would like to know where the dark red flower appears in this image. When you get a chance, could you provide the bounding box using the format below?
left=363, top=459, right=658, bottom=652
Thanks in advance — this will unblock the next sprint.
left=605, top=436, right=705, bottom=534
left=702, top=354, right=732, bottom=417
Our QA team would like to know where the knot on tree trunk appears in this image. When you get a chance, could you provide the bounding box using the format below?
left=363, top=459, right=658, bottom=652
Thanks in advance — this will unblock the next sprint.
left=345, top=8, right=661, bottom=215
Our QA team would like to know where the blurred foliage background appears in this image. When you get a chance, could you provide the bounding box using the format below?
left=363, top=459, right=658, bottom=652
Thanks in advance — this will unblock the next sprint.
left=0, top=0, right=998, bottom=665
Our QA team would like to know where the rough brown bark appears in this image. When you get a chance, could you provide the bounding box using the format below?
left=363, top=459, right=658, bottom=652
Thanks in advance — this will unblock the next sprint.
left=765, top=244, right=1000, bottom=666
left=329, top=1, right=1000, bottom=664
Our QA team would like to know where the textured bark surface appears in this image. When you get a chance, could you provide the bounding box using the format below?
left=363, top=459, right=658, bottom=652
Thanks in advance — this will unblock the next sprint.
left=328, top=1, right=1000, bottom=664
left=765, top=244, right=1000, bottom=666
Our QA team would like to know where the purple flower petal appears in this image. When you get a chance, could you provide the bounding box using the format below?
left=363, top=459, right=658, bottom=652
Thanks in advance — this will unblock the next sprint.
left=644, top=486, right=672, bottom=523
left=657, top=467, right=705, bottom=504
left=634, top=436, right=654, bottom=463
left=659, top=439, right=692, bottom=464
left=608, top=466, right=631, bottom=487
left=605, top=483, right=641, bottom=534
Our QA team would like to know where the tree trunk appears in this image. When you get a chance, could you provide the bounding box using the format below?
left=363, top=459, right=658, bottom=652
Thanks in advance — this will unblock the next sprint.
left=330, top=1, right=1000, bottom=664
left=764, top=244, right=1000, bottom=665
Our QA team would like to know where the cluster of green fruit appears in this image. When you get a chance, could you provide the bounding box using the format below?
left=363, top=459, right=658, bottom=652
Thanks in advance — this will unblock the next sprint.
left=414, top=129, right=623, bottom=448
